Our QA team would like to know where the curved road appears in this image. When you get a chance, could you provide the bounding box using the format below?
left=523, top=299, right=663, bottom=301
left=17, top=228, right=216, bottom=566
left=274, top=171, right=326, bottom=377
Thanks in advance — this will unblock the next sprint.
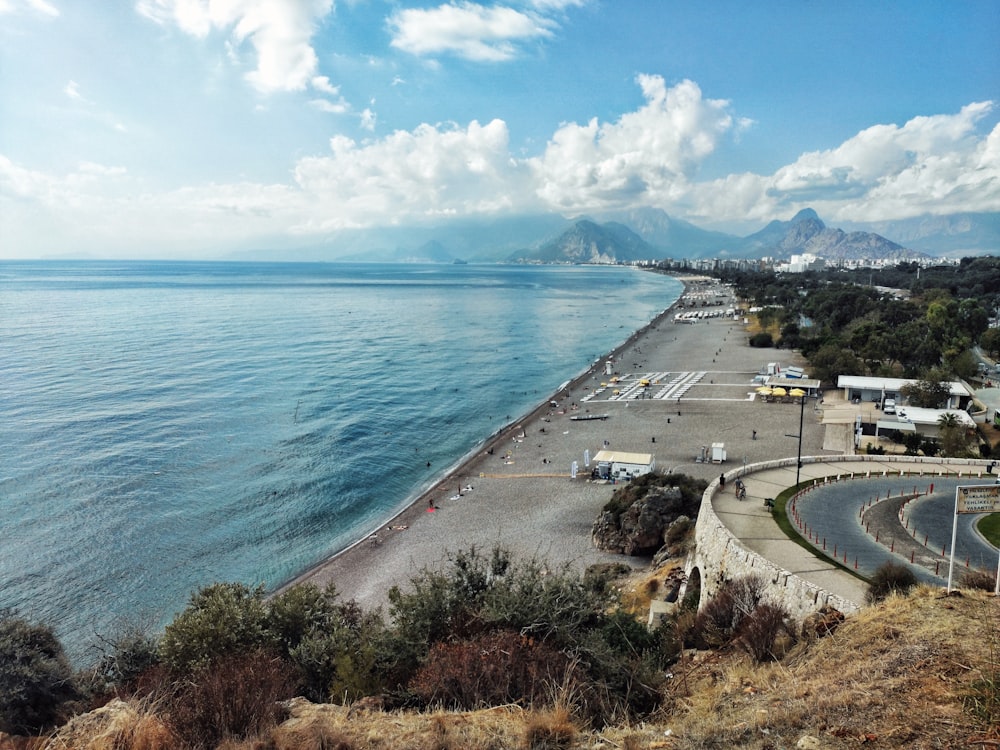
left=713, top=457, right=999, bottom=607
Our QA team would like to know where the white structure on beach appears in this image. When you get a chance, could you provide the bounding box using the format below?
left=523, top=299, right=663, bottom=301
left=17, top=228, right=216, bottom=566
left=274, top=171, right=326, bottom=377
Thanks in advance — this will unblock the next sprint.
left=592, top=450, right=655, bottom=481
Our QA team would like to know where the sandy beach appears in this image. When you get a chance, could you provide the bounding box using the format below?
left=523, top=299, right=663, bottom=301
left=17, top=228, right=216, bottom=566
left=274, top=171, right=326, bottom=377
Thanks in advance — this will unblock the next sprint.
left=281, top=276, right=827, bottom=611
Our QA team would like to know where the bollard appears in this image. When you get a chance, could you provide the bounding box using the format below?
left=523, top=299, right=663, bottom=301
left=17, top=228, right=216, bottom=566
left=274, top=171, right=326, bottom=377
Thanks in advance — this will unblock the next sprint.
left=891, top=539, right=895, bottom=552
left=930, top=483, right=934, bottom=493
left=875, top=530, right=880, bottom=543
left=854, top=556, right=858, bottom=569
left=924, top=533, right=928, bottom=545
left=910, top=550, right=914, bottom=563
left=935, top=561, right=940, bottom=575
left=833, top=543, right=837, bottom=557
left=823, top=537, right=826, bottom=550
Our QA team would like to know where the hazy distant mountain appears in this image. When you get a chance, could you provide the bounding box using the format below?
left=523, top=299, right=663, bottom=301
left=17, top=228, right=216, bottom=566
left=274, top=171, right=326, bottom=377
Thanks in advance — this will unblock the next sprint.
left=510, top=220, right=655, bottom=263
left=737, top=208, right=926, bottom=261
left=599, top=207, right=738, bottom=257
left=228, top=207, right=994, bottom=264
left=843, top=212, right=1000, bottom=257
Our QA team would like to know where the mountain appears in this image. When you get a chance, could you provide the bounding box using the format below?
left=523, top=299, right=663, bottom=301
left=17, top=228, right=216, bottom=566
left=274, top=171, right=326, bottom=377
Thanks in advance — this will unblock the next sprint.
left=599, top=207, right=738, bottom=257
left=737, top=208, right=927, bottom=261
left=842, top=212, right=1000, bottom=257
left=509, top=220, right=656, bottom=263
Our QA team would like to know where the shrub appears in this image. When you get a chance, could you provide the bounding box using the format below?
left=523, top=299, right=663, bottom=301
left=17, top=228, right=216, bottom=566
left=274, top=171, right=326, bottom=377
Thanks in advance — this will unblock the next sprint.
left=736, top=602, right=794, bottom=663
left=0, top=609, right=78, bottom=735
left=163, top=650, right=296, bottom=749
left=749, top=332, right=774, bottom=348
left=160, top=582, right=271, bottom=674
left=865, top=562, right=918, bottom=604
left=408, top=630, right=573, bottom=709
left=523, top=707, right=577, bottom=750
left=87, top=622, right=161, bottom=695
left=690, top=576, right=765, bottom=649
left=959, top=569, right=997, bottom=592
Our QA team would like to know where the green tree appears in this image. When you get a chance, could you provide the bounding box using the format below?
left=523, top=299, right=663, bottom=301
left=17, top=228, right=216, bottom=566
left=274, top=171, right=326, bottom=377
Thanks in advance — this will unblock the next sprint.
left=901, top=377, right=952, bottom=409
left=937, top=412, right=973, bottom=458
left=160, top=583, right=271, bottom=673
left=981, top=328, right=1000, bottom=360
left=0, top=610, right=78, bottom=735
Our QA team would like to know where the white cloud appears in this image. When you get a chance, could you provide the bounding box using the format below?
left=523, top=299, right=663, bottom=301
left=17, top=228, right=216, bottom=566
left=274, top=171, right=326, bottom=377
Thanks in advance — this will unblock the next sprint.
left=64, top=80, right=86, bottom=102
left=0, top=0, right=59, bottom=16
left=3, top=68, right=998, bottom=257
left=292, top=118, right=529, bottom=229
left=529, top=75, right=734, bottom=211
left=135, top=0, right=333, bottom=92
left=388, top=2, right=555, bottom=62
left=687, top=101, right=1000, bottom=227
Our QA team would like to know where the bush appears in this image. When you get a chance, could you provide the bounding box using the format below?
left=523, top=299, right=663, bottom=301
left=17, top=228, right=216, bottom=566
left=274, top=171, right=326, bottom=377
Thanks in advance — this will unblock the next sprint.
left=690, top=576, right=765, bottom=649
left=87, top=622, right=161, bottom=695
left=160, top=582, right=272, bottom=674
left=959, top=569, right=997, bottom=592
left=163, top=650, right=296, bottom=749
left=865, top=562, right=918, bottom=604
left=407, top=630, right=573, bottom=709
left=749, top=332, right=774, bottom=348
left=0, top=610, right=78, bottom=735
left=736, top=602, right=794, bottom=662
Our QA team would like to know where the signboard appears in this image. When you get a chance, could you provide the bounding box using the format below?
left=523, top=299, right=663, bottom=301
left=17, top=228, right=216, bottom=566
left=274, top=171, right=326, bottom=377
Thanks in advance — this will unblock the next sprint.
left=948, top=484, right=1000, bottom=595
left=956, top=484, right=1000, bottom=514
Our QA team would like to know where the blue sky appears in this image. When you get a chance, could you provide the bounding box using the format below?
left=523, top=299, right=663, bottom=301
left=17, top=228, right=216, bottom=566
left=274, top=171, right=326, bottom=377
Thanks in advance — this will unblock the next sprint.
left=1, top=0, right=998, bottom=258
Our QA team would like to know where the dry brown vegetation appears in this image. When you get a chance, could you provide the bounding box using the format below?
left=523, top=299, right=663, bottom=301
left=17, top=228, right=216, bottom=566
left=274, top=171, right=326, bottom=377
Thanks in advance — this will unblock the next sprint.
left=13, top=584, right=997, bottom=750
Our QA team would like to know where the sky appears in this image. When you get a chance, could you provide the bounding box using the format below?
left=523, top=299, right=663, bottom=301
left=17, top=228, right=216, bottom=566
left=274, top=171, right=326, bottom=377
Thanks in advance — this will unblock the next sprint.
left=1, top=0, right=998, bottom=259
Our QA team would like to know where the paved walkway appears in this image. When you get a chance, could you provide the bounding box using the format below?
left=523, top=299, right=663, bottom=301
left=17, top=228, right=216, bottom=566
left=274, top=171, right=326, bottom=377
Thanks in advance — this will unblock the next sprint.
left=712, top=457, right=998, bottom=608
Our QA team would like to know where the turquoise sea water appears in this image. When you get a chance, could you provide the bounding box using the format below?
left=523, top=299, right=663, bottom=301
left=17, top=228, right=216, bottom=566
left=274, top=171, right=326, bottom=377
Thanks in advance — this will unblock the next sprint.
left=0, top=261, right=682, bottom=663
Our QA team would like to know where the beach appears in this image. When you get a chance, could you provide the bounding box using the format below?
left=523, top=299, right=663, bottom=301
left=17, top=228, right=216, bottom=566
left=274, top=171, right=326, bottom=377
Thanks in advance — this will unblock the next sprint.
left=283, top=277, right=826, bottom=611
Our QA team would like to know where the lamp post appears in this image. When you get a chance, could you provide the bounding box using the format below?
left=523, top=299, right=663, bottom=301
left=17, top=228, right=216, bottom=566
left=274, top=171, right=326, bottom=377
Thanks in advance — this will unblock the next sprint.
left=795, top=393, right=805, bottom=485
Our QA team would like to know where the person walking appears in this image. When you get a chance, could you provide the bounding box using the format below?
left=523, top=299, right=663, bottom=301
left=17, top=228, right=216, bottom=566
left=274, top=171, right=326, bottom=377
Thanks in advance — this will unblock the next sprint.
left=719, top=473, right=725, bottom=490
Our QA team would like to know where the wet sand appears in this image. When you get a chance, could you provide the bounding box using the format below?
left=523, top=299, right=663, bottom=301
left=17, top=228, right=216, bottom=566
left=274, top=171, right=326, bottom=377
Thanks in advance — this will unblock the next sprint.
left=280, top=277, right=823, bottom=611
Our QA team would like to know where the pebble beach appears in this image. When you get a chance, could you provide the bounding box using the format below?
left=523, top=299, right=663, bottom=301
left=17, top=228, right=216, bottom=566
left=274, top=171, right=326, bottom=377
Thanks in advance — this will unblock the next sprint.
left=282, top=276, right=825, bottom=610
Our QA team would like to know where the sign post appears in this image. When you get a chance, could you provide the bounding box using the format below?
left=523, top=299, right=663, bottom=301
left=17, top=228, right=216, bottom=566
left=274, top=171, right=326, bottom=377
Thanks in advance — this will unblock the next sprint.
left=948, top=485, right=1000, bottom=594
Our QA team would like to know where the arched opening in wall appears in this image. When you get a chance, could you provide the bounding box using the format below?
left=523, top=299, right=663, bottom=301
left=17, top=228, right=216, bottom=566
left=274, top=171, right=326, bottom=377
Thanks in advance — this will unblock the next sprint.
left=681, top=566, right=702, bottom=610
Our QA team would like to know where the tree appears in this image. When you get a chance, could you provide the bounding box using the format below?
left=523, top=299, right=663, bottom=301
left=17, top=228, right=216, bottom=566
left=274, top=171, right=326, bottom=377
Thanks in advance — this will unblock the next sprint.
left=937, top=412, right=973, bottom=458
left=901, top=378, right=951, bottom=409
left=981, top=328, right=1000, bottom=360
left=0, top=610, right=78, bottom=735
left=160, top=583, right=271, bottom=673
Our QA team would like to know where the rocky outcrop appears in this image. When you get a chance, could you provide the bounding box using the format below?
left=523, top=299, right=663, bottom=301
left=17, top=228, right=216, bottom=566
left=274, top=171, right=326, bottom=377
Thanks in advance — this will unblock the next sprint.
left=592, top=485, right=688, bottom=556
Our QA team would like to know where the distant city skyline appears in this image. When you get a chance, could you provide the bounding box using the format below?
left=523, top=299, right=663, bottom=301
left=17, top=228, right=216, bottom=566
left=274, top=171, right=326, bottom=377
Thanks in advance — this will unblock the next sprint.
left=1, top=0, right=998, bottom=258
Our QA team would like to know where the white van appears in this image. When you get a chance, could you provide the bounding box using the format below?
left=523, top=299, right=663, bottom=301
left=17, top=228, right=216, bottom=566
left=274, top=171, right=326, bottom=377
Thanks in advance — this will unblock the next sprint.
left=883, top=399, right=896, bottom=414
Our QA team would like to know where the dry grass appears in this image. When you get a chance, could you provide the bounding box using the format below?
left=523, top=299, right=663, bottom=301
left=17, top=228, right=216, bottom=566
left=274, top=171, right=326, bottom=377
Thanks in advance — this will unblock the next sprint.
left=31, top=586, right=1000, bottom=749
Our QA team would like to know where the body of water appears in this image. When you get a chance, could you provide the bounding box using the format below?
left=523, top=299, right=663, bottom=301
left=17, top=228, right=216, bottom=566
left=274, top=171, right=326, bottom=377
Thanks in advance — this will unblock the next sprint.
left=0, top=261, right=682, bottom=662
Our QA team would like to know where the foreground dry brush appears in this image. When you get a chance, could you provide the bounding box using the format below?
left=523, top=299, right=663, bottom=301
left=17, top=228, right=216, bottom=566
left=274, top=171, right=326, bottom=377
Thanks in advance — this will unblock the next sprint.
left=7, top=584, right=996, bottom=750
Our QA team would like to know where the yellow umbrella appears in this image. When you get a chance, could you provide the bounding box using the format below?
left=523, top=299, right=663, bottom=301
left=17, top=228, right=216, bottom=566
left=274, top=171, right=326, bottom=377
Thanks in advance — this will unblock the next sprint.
left=771, top=386, right=787, bottom=397
left=756, top=386, right=773, bottom=395
left=789, top=387, right=807, bottom=398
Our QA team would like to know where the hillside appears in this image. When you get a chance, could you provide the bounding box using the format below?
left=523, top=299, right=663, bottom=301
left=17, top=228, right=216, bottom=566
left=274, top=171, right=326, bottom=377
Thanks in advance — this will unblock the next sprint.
left=29, top=586, right=1000, bottom=749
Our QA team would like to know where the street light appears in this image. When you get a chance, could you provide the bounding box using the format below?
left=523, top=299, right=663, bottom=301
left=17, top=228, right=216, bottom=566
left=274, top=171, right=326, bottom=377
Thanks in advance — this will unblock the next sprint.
left=784, top=389, right=807, bottom=485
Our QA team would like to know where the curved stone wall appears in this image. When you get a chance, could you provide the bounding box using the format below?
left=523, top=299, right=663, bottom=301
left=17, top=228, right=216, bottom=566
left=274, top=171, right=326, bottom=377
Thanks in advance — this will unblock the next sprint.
left=686, top=454, right=994, bottom=620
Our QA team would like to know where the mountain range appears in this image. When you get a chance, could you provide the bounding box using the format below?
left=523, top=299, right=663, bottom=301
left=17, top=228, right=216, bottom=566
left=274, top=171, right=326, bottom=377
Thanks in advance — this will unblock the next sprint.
left=233, top=209, right=998, bottom=264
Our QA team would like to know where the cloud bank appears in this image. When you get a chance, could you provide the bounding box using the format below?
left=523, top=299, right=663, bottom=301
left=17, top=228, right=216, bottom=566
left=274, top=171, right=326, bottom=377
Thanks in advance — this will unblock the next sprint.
left=1, top=73, right=997, bottom=256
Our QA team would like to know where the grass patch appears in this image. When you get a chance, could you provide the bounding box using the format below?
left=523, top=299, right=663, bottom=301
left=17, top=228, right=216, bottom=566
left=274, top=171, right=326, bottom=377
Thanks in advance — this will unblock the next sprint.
left=977, top=512, right=1000, bottom=547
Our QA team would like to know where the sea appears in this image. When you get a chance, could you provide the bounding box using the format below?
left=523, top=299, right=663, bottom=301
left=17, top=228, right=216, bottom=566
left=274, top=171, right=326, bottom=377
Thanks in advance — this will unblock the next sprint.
left=0, top=261, right=682, bottom=664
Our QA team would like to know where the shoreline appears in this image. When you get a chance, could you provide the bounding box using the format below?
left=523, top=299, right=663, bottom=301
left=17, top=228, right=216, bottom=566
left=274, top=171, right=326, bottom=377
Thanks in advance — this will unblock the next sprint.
left=277, top=271, right=824, bottom=614
left=275, top=273, right=689, bottom=599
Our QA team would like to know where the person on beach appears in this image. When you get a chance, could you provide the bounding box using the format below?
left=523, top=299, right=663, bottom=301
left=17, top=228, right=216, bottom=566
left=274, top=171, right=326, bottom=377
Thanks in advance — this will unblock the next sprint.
left=719, top=473, right=725, bottom=489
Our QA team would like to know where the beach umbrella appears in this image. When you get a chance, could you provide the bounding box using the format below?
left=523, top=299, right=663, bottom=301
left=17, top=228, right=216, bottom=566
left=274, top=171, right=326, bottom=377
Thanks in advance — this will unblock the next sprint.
left=789, top=387, right=807, bottom=398
left=756, top=386, right=773, bottom=395
left=771, top=387, right=787, bottom=397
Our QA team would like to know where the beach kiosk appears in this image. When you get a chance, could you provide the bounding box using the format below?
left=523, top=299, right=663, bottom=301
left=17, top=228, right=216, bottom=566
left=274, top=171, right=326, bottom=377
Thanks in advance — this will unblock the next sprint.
left=592, top=450, right=655, bottom=482
left=710, top=442, right=727, bottom=463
